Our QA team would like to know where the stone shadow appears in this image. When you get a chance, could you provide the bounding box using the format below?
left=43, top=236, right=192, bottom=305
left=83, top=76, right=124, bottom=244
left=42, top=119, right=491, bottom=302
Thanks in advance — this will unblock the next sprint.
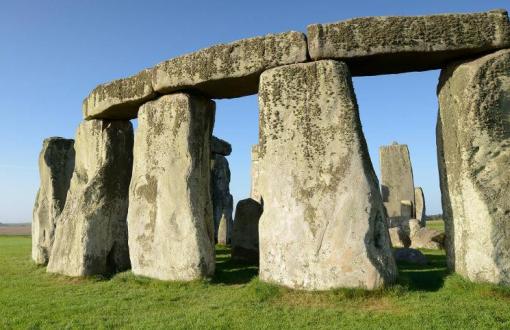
left=211, top=245, right=258, bottom=285
left=396, top=251, right=449, bottom=292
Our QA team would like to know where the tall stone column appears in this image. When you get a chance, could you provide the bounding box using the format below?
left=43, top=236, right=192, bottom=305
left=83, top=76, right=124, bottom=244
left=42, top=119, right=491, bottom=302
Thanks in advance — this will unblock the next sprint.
left=32, top=137, right=75, bottom=265
left=379, top=143, right=415, bottom=228
left=211, top=153, right=234, bottom=244
left=127, top=93, right=215, bottom=281
left=250, top=145, right=262, bottom=203
left=257, top=60, right=396, bottom=290
left=47, top=120, right=133, bottom=276
left=437, top=49, right=510, bottom=285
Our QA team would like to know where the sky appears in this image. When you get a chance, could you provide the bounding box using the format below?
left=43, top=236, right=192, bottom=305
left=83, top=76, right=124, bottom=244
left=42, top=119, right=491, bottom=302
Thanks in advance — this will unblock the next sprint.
left=0, top=0, right=508, bottom=222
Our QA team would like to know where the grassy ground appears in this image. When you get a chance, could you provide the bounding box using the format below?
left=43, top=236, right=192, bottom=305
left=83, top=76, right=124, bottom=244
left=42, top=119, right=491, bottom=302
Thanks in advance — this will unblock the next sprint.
left=1, top=236, right=510, bottom=329
left=426, top=219, right=445, bottom=232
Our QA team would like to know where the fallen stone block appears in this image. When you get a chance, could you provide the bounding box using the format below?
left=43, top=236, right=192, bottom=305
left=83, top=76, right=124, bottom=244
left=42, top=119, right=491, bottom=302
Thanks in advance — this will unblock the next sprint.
left=47, top=120, right=133, bottom=276
left=257, top=60, right=396, bottom=290
left=409, top=219, right=444, bottom=250
left=437, top=48, right=510, bottom=285
left=394, top=248, right=428, bottom=266
left=127, top=93, right=215, bottom=281
left=83, top=31, right=308, bottom=120
left=389, top=227, right=411, bottom=249
left=308, top=9, right=510, bottom=75
left=231, top=198, right=262, bottom=263
left=32, top=137, right=75, bottom=265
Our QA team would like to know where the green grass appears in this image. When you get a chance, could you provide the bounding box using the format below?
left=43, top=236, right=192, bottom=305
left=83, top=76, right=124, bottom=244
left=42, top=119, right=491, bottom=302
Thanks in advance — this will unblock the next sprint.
left=1, top=236, right=510, bottom=329
left=426, top=219, right=445, bottom=232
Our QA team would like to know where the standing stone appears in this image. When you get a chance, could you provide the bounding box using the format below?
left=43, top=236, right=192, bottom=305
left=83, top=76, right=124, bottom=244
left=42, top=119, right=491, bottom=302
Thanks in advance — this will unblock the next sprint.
left=217, top=214, right=229, bottom=245
left=47, top=120, right=133, bottom=276
left=32, top=137, right=74, bottom=265
left=257, top=60, right=396, bottom=290
left=231, top=198, right=263, bottom=263
left=380, top=143, right=415, bottom=227
left=211, top=136, right=232, bottom=156
left=211, top=154, right=234, bottom=244
left=307, top=10, right=510, bottom=75
left=250, top=145, right=262, bottom=203
left=127, top=93, right=215, bottom=281
left=437, top=49, right=510, bottom=285
left=414, top=187, right=426, bottom=227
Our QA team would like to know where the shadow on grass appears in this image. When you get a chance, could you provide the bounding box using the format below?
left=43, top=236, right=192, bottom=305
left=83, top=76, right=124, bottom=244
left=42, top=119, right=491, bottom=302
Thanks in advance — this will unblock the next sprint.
left=397, top=250, right=449, bottom=292
left=212, top=245, right=258, bottom=285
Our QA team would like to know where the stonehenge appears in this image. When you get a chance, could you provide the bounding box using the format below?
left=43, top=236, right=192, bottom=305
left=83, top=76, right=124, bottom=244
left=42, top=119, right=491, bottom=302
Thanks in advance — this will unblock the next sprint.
left=32, top=137, right=74, bottom=265
left=437, top=48, right=510, bottom=285
left=257, top=60, right=396, bottom=290
left=127, top=94, right=216, bottom=281
left=47, top=120, right=133, bottom=276
left=34, top=9, right=509, bottom=288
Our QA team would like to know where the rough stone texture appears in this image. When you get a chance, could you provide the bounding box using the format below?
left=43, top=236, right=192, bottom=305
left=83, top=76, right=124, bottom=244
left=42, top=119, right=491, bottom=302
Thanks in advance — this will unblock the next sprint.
left=217, top=215, right=229, bottom=245
left=388, top=227, right=411, bottom=249
left=211, top=154, right=234, bottom=243
left=231, top=198, right=263, bottom=263
left=414, top=187, right=426, bottom=227
left=84, top=31, right=307, bottom=120
left=380, top=143, right=415, bottom=227
left=250, top=145, right=262, bottom=203
left=127, top=94, right=215, bottom=281
left=409, top=218, right=444, bottom=250
left=257, top=60, right=397, bottom=290
left=394, top=248, right=428, bottom=265
left=308, top=10, right=510, bottom=76
left=47, top=120, right=133, bottom=276
left=211, top=136, right=232, bottom=156
left=437, top=49, right=510, bottom=285
left=32, top=137, right=75, bottom=265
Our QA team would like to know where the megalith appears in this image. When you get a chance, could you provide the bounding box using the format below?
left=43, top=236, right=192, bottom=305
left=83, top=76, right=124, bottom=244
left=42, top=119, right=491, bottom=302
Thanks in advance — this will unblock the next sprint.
left=127, top=93, right=215, bottom=281
left=47, top=120, right=133, bottom=276
left=257, top=60, right=397, bottom=290
left=32, top=137, right=74, bottom=265
left=211, top=153, right=234, bottom=244
left=437, top=48, right=510, bottom=285
left=231, top=198, right=263, bottom=263
left=414, top=187, right=426, bottom=226
left=380, top=143, right=415, bottom=227
left=250, top=145, right=262, bottom=203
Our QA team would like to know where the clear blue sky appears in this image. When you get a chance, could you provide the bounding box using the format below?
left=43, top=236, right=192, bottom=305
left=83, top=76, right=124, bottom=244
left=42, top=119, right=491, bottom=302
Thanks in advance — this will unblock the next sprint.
left=0, top=0, right=507, bottom=222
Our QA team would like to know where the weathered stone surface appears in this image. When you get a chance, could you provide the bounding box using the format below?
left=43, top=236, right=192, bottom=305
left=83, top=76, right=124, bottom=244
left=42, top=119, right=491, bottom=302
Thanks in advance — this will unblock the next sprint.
left=308, top=10, right=510, bottom=76
left=211, top=136, right=232, bottom=156
left=414, top=187, right=426, bottom=226
left=250, top=145, right=262, bottom=203
left=32, top=137, right=74, bottom=265
left=388, top=227, right=411, bottom=249
left=211, top=154, right=233, bottom=243
left=409, top=218, right=444, bottom=250
left=380, top=143, right=415, bottom=227
left=217, top=214, right=229, bottom=245
left=257, top=60, right=396, bottom=290
left=437, top=49, right=510, bottom=285
left=394, top=248, right=428, bottom=265
left=231, top=198, right=262, bottom=263
left=47, top=120, right=133, bottom=276
left=127, top=93, right=215, bottom=281
left=84, top=31, right=307, bottom=120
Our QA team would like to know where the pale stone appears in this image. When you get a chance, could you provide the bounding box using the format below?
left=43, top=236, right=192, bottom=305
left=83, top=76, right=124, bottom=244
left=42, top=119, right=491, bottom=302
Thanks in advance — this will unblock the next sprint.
left=217, top=214, right=229, bottom=245
left=32, top=137, right=74, bottom=265
left=257, top=60, right=397, bottom=290
left=388, top=227, right=411, bottom=248
left=250, top=145, right=262, bottom=203
left=211, top=136, right=232, bottom=156
left=47, top=120, right=133, bottom=276
left=380, top=143, right=415, bottom=227
left=308, top=10, right=510, bottom=75
left=211, top=154, right=234, bottom=243
left=414, top=187, right=426, bottom=226
left=409, top=218, right=443, bottom=250
left=231, top=198, right=262, bottom=263
left=127, top=93, right=215, bottom=281
left=83, top=31, right=307, bottom=120
left=437, top=49, right=510, bottom=285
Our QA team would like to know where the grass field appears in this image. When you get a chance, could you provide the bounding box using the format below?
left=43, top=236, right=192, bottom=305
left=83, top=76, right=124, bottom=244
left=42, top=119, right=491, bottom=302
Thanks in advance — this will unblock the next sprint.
left=1, top=235, right=510, bottom=329
left=426, top=219, right=445, bottom=232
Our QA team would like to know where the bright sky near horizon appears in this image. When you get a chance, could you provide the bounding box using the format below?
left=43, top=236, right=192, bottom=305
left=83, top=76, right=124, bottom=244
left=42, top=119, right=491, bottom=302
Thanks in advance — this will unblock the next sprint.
left=0, top=0, right=508, bottom=223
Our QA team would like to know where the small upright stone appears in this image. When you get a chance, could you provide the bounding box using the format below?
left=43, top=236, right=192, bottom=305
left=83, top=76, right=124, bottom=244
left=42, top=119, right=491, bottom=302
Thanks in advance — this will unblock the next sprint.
left=47, top=120, right=133, bottom=276
left=414, top=187, right=426, bottom=227
left=127, top=93, right=215, bottom=281
left=32, top=137, right=74, bottom=265
left=437, top=49, right=510, bottom=285
left=380, top=143, right=415, bottom=227
left=231, top=198, right=263, bottom=263
left=257, top=60, right=396, bottom=290
left=250, top=145, right=262, bottom=203
left=211, top=154, right=234, bottom=244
